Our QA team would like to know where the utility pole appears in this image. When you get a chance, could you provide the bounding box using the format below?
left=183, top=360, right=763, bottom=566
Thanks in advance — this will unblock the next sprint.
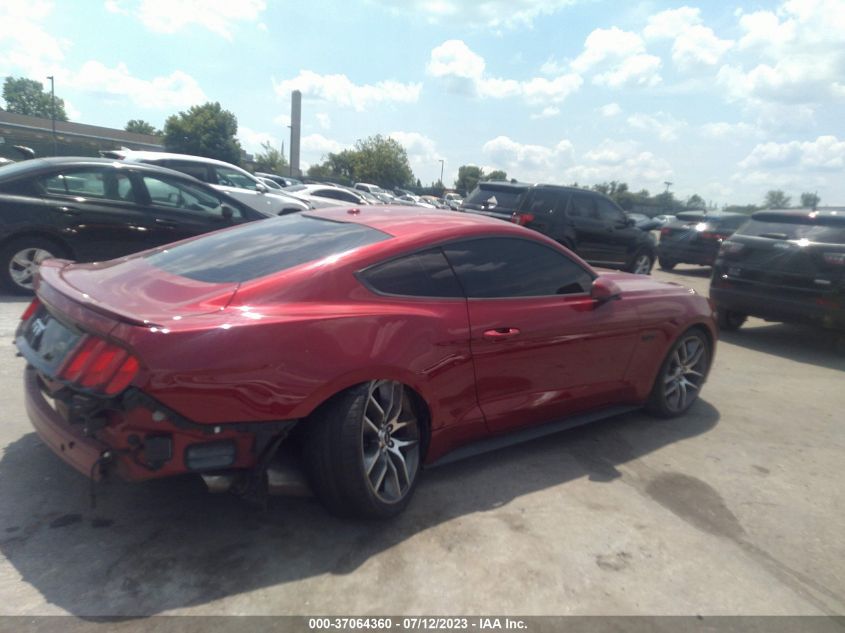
left=438, top=159, right=444, bottom=188
left=47, top=75, right=57, bottom=156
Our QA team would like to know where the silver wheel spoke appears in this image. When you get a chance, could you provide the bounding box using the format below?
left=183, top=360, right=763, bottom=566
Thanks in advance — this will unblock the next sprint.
left=387, top=446, right=410, bottom=487
left=685, top=369, right=704, bottom=379
left=364, top=449, right=380, bottom=476
left=681, top=377, right=699, bottom=391
left=686, top=346, right=704, bottom=368
left=370, top=456, right=388, bottom=491
left=363, top=415, right=380, bottom=436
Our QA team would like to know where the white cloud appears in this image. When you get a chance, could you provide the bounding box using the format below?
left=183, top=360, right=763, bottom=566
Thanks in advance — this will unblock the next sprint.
left=626, top=112, right=685, bottom=142
left=481, top=136, right=575, bottom=180
left=428, top=39, right=582, bottom=106
left=0, top=0, right=67, bottom=79
left=531, top=106, right=560, bottom=119
left=571, top=27, right=662, bottom=88
left=238, top=126, right=278, bottom=155
left=599, top=103, right=621, bottom=117
left=315, top=113, right=331, bottom=130
left=370, top=0, right=580, bottom=31
left=739, top=136, right=845, bottom=171
left=274, top=71, right=421, bottom=111
left=645, top=7, right=733, bottom=71
left=390, top=131, right=441, bottom=176
left=565, top=140, right=673, bottom=189
left=273, top=114, right=291, bottom=128
left=718, top=1, right=845, bottom=107
left=301, top=133, right=345, bottom=158
left=699, top=121, right=763, bottom=140
left=71, top=61, right=206, bottom=109
left=106, top=0, right=267, bottom=40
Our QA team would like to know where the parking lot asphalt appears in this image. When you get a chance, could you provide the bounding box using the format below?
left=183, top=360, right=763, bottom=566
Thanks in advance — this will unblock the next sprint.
left=0, top=266, right=843, bottom=617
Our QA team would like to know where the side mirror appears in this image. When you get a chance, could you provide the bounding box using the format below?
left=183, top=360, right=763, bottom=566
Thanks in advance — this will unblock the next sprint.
left=591, top=277, right=622, bottom=304
left=255, top=183, right=268, bottom=194
left=221, top=205, right=234, bottom=221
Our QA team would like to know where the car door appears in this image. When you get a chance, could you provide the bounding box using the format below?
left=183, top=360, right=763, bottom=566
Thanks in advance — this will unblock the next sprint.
left=442, top=236, right=643, bottom=434
left=596, top=197, right=637, bottom=266
left=37, top=166, right=158, bottom=261
left=134, top=172, right=252, bottom=245
left=567, top=193, right=609, bottom=262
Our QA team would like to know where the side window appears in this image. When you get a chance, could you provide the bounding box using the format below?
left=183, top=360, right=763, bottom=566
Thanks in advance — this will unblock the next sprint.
left=39, top=169, right=135, bottom=202
left=142, top=175, right=244, bottom=219
left=570, top=194, right=597, bottom=219
left=526, top=189, right=563, bottom=215
left=361, top=248, right=463, bottom=298
left=596, top=198, right=625, bottom=225
left=214, top=166, right=258, bottom=190
left=315, top=189, right=357, bottom=203
left=161, top=161, right=210, bottom=182
left=443, top=238, right=593, bottom=298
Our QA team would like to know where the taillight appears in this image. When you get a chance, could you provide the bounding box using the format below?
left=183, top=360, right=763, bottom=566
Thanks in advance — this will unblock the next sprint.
left=59, top=335, right=140, bottom=395
left=511, top=212, right=535, bottom=226
left=822, top=252, right=845, bottom=266
left=21, top=298, right=41, bottom=322
left=660, top=227, right=670, bottom=237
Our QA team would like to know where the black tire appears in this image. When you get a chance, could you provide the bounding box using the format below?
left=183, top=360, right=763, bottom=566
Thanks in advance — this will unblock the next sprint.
left=716, top=309, right=746, bottom=331
left=0, top=236, right=68, bottom=295
left=646, top=328, right=711, bottom=418
left=628, top=250, right=654, bottom=275
left=658, top=257, right=676, bottom=271
left=303, top=380, right=423, bottom=519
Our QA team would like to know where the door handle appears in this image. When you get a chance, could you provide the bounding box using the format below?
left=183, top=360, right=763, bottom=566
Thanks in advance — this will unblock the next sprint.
left=482, top=327, right=521, bottom=341
left=58, top=205, right=80, bottom=216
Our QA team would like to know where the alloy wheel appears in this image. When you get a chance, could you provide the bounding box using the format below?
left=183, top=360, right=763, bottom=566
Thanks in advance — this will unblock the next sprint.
left=633, top=254, right=652, bottom=275
left=360, top=380, right=420, bottom=504
left=663, top=335, right=708, bottom=413
left=9, top=247, right=54, bottom=290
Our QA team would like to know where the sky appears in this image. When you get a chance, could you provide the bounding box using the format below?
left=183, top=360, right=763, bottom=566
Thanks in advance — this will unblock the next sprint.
left=1, top=0, right=844, bottom=206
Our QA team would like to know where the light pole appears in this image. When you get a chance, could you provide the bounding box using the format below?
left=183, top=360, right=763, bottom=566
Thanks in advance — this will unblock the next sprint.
left=438, top=159, right=444, bottom=188
left=47, top=75, right=57, bottom=156
left=663, top=181, right=673, bottom=214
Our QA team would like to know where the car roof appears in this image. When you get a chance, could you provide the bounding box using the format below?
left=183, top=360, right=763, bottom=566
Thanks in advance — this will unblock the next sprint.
left=751, top=208, right=845, bottom=226
left=119, top=151, right=245, bottom=169
left=305, top=205, right=524, bottom=242
left=0, top=156, right=208, bottom=181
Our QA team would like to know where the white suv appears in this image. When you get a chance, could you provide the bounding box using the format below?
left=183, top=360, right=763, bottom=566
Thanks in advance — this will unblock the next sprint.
left=116, top=151, right=309, bottom=215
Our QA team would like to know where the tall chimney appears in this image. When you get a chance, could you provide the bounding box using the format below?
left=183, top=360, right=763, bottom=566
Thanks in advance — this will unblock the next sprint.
left=290, top=90, right=301, bottom=178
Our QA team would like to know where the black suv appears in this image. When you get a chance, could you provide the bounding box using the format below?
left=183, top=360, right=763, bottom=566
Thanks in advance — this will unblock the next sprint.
left=460, top=181, right=531, bottom=220
left=710, top=209, right=845, bottom=331
left=506, top=185, right=656, bottom=274
left=657, top=211, right=749, bottom=270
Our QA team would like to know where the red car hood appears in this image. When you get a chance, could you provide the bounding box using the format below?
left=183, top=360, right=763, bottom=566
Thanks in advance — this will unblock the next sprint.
left=38, top=258, right=238, bottom=326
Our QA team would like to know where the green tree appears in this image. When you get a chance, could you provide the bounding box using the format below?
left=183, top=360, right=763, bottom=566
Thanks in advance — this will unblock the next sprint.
left=484, top=169, right=508, bottom=181
left=253, top=141, right=288, bottom=174
left=2, top=77, right=68, bottom=120
left=764, top=190, right=791, bottom=209
left=455, top=165, right=484, bottom=195
left=163, top=102, right=242, bottom=165
left=686, top=194, right=706, bottom=209
left=800, top=192, right=820, bottom=209
left=306, top=135, right=415, bottom=188
left=124, top=119, right=160, bottom=135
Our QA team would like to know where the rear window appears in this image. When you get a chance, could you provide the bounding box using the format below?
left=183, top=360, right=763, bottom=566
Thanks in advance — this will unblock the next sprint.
left=736, top=219, right=845, bottom=245
left=147, top=214, right=390, bottom=283
left=463, top=184, right=528, bottom=211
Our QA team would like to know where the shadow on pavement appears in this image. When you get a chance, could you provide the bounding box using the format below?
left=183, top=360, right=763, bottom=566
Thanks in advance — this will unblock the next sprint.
left=657, top=266, right=712, bottom=278
left=720, top=323, right=845, bottom=371
left=0, top=401, right=719, bottom=616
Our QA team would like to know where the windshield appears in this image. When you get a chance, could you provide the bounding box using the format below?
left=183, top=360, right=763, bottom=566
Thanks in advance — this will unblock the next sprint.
left=147, top=214, right=390, bottom=283
left=463, top=184, right=528, bottom=211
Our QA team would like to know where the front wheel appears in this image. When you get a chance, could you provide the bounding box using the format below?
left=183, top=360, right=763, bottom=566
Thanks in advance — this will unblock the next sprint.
left=303, top=380, right=423, bottom=519
left=647, top=329, right=711, bottom=418
left=629, top=250, right=654, bottom=275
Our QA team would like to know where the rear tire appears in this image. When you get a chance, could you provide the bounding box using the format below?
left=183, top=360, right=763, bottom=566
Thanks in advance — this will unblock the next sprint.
left=658, top=257, right=676, bottom=271
left=647, top=329, right=711, bottom=418
left=717, top=309, right=746, bottom=331
left=303, top=380, right=423, bottom=519
left=0, top=236, right=68, bottom=295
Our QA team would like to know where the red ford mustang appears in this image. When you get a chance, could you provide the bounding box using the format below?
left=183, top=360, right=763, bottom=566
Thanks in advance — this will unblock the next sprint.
left=17, top=207, right=716, bottom=518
